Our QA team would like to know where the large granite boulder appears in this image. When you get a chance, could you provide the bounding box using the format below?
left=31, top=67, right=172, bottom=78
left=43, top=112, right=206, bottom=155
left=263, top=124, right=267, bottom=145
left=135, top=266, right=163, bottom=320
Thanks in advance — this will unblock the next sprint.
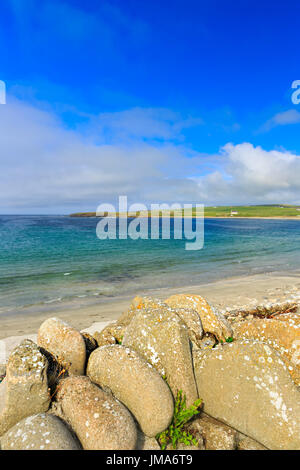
left=165, top=294, right=232, bottom=341
left=120, top=296, right=204, bottom=347
left=193, top=339, right=300, bottom=450
left=233, top=319, right=300, bottom=385
left=0, top=340, right=50, bottom=436
left=55, top=376, right=137, bottom=450
left=87, top=345, right=174, bottom=437
left=37, top=317, right=86, bottom=375
left=0, top=413, right=80, bottom=450
left=123, top=308, right=198, bottom=406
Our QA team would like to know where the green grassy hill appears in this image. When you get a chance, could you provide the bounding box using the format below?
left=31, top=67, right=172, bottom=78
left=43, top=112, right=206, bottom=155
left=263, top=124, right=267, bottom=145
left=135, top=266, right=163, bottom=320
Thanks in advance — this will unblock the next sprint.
left=70, top=204, right=300, bottom=218
left=203, top=204, right=300, bottom=217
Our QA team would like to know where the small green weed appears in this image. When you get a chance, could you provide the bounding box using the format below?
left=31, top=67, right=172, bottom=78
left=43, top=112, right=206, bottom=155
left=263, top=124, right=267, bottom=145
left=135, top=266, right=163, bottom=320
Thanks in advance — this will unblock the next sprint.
left=220, top=336, right=234, bottom=344
left=225, top=337, right=234, bottom=343
left=156, top=390, right=202, bottom=450
left=116, top=336, right=123, bottom=345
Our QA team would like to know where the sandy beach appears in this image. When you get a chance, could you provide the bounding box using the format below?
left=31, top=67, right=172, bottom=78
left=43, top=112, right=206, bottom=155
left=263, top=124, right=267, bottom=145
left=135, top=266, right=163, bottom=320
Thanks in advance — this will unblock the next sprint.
left=1, top=270, right=299, bottom=343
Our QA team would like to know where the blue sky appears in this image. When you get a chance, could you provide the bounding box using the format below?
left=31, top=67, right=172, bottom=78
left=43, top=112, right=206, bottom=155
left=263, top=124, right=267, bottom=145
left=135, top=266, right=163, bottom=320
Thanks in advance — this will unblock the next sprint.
left=0, top=0, right=300, bottom=213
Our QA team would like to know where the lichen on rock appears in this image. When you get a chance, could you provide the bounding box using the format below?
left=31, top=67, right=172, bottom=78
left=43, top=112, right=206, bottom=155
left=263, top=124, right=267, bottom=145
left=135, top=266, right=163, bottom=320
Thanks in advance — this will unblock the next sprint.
left=0, top=339, right=50, bottom=437
left=87, top=344, right=174, bottom=437
left=193, top=339, right=300, bottom=450
left=123, top=307, right=199, bottom=407
left=165, top=294, right=232, bottom=342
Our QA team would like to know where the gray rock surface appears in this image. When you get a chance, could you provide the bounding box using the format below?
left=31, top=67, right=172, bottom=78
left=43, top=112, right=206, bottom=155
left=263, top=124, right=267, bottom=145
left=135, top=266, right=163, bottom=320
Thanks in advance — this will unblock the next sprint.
left=37, top=317, right=86, bottom=375
left=0, top=413, right=80, bottom=450
left=123, top=308, right=198, bottom=406
left=0, top=340, right=50, bottom=437
left=194, top=339, right=300, bottom=450
left=87, top=345, right=174, bottom=437
left=55, top=376, right=137, bottom=450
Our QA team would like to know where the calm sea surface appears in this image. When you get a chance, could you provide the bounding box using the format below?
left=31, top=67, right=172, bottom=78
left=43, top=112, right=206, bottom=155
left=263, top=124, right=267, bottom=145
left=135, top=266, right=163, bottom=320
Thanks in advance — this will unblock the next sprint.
left=0, top=215, right=299, bottom=315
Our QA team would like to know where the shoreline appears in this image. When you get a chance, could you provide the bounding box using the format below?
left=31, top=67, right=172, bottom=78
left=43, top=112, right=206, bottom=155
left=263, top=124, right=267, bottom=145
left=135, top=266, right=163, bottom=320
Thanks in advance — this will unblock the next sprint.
left=1, top=270, right=299, bottom=341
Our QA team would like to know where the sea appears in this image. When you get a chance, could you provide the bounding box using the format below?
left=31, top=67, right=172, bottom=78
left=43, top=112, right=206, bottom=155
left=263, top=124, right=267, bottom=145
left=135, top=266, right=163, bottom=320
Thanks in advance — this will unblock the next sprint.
left=0, top=215, right=299, bottom=316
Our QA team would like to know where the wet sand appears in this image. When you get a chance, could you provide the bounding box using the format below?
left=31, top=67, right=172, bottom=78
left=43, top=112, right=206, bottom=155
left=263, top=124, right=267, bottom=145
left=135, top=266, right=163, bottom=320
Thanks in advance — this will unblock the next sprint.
left=1, top=271, right=299, bottom=341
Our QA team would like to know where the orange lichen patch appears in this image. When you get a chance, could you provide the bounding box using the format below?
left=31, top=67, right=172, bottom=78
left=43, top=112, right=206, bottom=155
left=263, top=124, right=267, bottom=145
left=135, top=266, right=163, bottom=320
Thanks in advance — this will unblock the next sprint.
left=165, top=294, right=232, bottom=342
left=233, top=319, right=300, bottom=385
left=131, top=296, right=165, bottom=311
left=120, top=295, right=204, bottom=347
left=117, top=296, right=165, bottom=329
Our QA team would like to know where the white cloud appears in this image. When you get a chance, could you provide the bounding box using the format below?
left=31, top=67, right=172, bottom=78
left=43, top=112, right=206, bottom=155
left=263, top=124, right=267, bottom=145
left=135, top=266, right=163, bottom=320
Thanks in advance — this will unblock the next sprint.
left=194, top=143, right=300, bottom=204
left=0, top=98, right=299, bottom=213
left=0, top=98, right=205, bottom=213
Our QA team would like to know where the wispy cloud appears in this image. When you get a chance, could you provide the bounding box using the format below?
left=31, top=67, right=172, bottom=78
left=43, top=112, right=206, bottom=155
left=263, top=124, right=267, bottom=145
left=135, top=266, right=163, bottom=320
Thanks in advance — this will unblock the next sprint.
left=258, top=109, right=300, bottom=133
left=86, top=107, right=204, bottom=143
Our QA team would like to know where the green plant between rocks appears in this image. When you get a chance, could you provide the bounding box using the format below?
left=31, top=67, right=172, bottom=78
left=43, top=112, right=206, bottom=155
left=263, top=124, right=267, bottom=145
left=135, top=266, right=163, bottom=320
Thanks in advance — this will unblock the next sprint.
left=225, top=336, right=234, bottom=343
left=220, top=336, right=234, bottom=344
left=156, top=390, right=202, bottom=450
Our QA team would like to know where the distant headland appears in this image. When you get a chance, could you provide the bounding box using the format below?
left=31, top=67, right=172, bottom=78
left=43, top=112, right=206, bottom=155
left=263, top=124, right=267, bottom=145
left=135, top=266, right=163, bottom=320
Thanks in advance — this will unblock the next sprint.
left=70, top=204, right=300, bottom=219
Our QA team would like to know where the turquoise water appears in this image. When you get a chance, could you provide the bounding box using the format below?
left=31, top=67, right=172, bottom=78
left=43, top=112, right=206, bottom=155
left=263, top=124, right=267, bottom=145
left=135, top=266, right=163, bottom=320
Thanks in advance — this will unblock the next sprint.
left=0, top=215, right=300, bottom=314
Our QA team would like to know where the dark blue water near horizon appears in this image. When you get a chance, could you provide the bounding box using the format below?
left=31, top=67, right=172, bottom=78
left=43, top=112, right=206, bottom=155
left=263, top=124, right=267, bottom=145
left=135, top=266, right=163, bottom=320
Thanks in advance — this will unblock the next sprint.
left=0, top=215, right=299, bottom=314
